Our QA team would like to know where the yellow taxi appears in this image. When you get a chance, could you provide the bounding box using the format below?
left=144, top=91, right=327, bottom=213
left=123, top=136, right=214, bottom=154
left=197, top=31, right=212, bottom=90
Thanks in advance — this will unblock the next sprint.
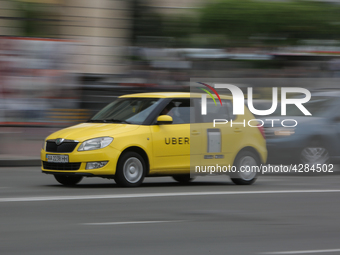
left=41, top=92, right=267, bottom=187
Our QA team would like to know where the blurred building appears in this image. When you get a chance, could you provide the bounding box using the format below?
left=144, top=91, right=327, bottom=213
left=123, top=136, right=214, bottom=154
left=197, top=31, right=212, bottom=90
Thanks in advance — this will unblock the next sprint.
left=0, top=0, right=21, bottom=36
left=147, top=0, right=204, bottom=14
left=0, top=0, right=134, bottom=125
left=0, top=0, right=131, bottom=77
left=61, top=0, right=130, bottom=76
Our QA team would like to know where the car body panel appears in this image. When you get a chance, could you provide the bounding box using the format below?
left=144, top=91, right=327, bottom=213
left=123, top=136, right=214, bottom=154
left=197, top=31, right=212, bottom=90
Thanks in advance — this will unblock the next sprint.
left=262, top=91, right=340, bottom=164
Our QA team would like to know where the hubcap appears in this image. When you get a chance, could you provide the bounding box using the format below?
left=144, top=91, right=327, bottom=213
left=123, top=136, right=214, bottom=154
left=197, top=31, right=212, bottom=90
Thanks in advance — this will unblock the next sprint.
left=123, top=157, right=143, bottom=183
left=239, top=156, right=257, bottom=181
left=301, top=147, right=329, bottom=165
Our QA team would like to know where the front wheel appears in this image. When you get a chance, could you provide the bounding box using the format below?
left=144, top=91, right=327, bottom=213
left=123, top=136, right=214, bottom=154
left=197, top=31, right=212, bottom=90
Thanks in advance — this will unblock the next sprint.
left=54, top=175, right=83, bottom=186
left=115, top=152, right=146, bottom=187
left=230, top=150, right=259, bottom=185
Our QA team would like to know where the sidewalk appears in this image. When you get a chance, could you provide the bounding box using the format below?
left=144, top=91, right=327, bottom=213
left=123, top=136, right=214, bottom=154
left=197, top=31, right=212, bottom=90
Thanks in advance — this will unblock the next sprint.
left=0, top=155, right=40, bottom=167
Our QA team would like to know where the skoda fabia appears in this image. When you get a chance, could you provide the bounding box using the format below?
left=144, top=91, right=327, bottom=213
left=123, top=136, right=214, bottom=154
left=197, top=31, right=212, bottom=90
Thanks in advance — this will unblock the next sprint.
left=41, top=92, right=267, bottom=187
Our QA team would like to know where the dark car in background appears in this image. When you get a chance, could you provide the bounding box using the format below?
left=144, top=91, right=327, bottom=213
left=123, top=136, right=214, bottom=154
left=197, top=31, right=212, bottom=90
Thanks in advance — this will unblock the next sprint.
left=262, top=91, right=340, bottom=165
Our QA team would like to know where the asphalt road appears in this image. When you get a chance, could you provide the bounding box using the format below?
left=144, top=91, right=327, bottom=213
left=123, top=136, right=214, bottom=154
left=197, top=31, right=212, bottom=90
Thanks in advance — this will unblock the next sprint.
left=1, top=167, right=340, bottom=255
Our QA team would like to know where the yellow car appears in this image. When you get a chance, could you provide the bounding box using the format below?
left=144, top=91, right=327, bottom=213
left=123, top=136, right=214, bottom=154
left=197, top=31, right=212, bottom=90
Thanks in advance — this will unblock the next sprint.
left=41, top=92, right=267, bottom=187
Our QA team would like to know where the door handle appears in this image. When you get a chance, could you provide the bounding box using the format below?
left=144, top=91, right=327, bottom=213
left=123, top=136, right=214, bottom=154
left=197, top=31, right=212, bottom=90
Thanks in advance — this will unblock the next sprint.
left=234, top=128, right=243, bottom=133
left=191, top=130, right=201, bottom=135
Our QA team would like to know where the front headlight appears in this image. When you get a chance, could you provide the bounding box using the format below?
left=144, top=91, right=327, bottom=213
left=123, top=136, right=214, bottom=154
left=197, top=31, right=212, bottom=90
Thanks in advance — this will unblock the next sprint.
left=78, top=137, right=113, bottom=151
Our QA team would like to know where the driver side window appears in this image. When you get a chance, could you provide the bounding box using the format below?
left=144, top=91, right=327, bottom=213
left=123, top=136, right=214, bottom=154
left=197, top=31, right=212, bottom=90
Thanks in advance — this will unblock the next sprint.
left=159, top=99, right=191, bottom=124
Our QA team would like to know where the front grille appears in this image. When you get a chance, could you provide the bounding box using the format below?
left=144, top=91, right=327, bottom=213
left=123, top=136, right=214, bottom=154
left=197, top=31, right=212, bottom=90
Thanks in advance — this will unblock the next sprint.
left=46, top=142, right=78, bottom=153
left=42, top=161, right=81, bottom=171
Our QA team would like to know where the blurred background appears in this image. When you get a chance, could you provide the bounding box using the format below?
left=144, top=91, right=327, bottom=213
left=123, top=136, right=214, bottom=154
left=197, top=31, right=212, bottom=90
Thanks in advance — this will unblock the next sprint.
left=1, top=0, right=340, bottom=161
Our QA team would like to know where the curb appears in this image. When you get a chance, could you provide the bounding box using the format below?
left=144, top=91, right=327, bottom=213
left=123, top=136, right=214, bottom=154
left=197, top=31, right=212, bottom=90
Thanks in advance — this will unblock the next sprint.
left=0, top=160, right=41, bottom=167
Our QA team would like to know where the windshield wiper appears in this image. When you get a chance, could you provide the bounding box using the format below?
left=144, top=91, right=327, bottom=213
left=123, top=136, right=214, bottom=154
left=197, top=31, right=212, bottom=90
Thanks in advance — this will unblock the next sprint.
left=103, top=119, right=131, bottom=124
left=87, top=119, right=106, bottom=123
left=87, top=119, right=131, bottom=124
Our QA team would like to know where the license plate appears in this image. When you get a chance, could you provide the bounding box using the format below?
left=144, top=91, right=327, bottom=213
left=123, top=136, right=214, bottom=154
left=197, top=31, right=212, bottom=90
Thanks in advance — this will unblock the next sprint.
left=46, top=154, right=69, bottom=163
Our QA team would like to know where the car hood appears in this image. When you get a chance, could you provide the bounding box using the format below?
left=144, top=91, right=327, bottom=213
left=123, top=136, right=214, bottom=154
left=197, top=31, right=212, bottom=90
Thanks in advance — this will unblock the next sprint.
left=47, top=123, right=140, bottom=142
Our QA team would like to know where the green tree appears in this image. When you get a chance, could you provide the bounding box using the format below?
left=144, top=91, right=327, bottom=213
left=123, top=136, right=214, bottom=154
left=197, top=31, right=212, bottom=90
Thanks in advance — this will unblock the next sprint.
left=199, top=0, right=340, bottom=46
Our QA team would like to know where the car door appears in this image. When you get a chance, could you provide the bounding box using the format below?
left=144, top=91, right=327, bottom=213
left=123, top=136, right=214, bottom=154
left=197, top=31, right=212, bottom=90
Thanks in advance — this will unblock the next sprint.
left=194, top=98, right=244, bottom=171
left=151, top=98, right=192, bottom=174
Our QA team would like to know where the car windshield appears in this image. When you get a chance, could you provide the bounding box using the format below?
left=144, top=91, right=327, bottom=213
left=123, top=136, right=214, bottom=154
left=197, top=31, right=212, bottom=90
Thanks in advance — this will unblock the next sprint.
left=89, top=98, right=161, bottom=124
left=272, top=96, right=337, bottom=117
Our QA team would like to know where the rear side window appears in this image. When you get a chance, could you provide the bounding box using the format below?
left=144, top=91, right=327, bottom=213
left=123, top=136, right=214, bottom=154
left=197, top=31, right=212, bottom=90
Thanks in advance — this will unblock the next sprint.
left=199, top=99, right=235, bottom=123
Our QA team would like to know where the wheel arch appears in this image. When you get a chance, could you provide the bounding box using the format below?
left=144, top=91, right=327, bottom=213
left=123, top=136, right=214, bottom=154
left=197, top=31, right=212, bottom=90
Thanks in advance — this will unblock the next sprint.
left=118, top=146, right=150, bottom=175
left=306, top=134, right=326, bottom=145
left=233, top=146, right=262, bottom=165
left=303, top=134, right=333, bottom=154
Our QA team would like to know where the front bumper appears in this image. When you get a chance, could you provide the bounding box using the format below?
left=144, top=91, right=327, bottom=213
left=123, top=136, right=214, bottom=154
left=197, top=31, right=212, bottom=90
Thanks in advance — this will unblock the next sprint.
left=41, top=145, right=121, bottom=176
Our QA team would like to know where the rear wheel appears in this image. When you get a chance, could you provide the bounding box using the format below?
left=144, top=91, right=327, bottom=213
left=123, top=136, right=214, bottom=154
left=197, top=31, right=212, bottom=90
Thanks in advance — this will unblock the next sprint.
left=230, top=150, right=259, bottom=185
left=115, top=152, right=146, bottom=187
left=172, top=175, right=195, bottom=184
left=54, top=175, right=83, bottom=186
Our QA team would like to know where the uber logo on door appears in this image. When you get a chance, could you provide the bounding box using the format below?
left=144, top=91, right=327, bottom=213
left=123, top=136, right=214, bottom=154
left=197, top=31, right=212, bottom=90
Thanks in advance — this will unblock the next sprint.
left=165, top=137, right=190, bottom=145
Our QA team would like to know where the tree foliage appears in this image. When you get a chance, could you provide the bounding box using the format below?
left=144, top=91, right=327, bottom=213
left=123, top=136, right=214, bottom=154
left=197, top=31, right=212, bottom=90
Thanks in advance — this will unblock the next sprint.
left=199, top=0, right=340, bottom=45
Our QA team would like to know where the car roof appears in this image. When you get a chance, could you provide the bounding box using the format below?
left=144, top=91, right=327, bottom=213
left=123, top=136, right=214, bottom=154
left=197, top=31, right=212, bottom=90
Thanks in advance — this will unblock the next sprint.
left=119, top=92, right=233, bottom=99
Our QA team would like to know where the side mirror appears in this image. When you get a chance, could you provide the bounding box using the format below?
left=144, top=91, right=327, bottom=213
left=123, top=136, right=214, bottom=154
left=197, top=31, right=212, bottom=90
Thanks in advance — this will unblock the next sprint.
left=157, top=115, right=173, bottom=125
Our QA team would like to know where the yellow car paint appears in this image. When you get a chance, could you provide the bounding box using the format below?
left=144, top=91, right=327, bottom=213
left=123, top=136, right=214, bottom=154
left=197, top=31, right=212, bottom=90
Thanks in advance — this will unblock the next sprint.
left=41, top=92, right=267, bottom=185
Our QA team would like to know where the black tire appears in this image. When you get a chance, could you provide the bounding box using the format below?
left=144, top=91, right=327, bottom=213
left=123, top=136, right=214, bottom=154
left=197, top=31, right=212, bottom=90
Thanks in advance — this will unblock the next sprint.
left=230, top=150, right=259, bottom=185
left=54, top=175, right=83, bottom=186
left=172, top=175, right=195, bottom=184
left=115, top=151, right=146, bottom=187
